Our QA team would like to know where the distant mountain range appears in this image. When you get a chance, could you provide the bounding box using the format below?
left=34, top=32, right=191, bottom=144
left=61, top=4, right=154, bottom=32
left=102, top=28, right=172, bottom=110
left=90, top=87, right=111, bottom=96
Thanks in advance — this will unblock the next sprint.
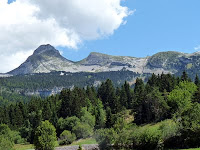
left=8, top=44, right=200, bottom=77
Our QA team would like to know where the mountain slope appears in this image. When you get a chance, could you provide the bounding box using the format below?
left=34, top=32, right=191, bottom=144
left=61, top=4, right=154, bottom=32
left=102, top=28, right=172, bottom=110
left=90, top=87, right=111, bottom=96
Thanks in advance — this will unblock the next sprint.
left=146, top=51, right=200, bottom=75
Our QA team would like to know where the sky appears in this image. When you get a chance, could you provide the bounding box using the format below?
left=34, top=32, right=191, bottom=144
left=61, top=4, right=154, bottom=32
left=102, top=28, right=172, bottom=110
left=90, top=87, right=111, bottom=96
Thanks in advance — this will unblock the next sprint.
left=1, top=0, right=200, bottom=73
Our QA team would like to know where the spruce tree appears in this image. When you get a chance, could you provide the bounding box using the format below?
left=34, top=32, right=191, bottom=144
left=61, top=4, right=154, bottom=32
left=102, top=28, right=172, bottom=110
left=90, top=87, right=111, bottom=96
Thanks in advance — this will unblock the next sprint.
left=133, top=78, right=145, bottom=124
left=195, top=74, right=200, bottom=87
left=181, top=70, right=189, bottom=81
left=42, top=101, right=52, bottom=120
left=14, top=104, right=24, bottom=128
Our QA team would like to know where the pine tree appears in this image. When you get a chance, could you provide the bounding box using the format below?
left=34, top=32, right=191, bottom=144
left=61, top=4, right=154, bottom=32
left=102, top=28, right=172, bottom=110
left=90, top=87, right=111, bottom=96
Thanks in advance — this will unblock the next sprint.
left=119, top=85, right=128, bottom=108
left=181, top=70, right=189, bottom=81
left=86, top=86, right=97, bottom=104
left=98, top=79, right=121, bottom=113
left=195, top=74, right=200, bottom=87
left=18, top=102, right=27, bottom=120
left=133, top=78, right=145, bottom=124
left=105, top=107, right=114, bottom=128
left=124, top=81, right=133, bottom=108
left=9, top=105, right=16, bottom=128
left=42, top=101, right=52, bottom=120
left=59, top=89, right=73, bottom=118
left=3, top=106, right=10, bottom=126
left=14, top=104, right=24, bottom=128
left=147, top=73, right=158, bottom=87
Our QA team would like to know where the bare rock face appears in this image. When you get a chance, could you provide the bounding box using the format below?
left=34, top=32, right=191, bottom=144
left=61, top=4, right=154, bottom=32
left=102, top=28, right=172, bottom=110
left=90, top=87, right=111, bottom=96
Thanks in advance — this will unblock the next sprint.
left=7, top=44, right=200, bottom=76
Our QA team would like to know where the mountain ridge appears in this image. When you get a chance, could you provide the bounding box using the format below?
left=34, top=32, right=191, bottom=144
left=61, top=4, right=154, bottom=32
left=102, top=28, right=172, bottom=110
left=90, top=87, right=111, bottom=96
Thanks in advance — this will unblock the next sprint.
left=7, top=44, right=200, bottom=76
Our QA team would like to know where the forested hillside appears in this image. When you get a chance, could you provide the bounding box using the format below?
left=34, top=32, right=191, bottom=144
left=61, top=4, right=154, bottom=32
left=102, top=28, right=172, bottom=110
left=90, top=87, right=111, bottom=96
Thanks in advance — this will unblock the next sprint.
left=0, top=71, right=146, bottom=105
left=1, top=71, right=200, bottom=149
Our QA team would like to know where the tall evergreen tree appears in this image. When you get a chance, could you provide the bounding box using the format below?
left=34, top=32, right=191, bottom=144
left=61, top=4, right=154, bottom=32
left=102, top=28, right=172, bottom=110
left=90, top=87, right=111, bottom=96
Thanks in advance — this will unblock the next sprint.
left=105, top=107, right=114, bottom=128
left=14, top=104, right=24, bottom=128
left=147, top=73, right=158, bottom=87
left=133, top=78, right=145, bottom=124
left=42, top=101, right=52, bottom=121
left=124, top=81, right=133, bottom=108
left=98, top=79, right=121, bottom=113
left=181, top=70, right=189, bottom=81
left=195, top=74, right=200, bottom=87
left=119, top=85, right=128, bottom=108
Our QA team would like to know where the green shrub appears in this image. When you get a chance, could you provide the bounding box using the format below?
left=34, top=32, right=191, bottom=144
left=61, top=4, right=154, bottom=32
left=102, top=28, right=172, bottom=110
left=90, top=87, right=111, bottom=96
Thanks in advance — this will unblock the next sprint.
left=95, top=128, right=118, bottom=149
left=73, top=123, right=93, bottom=139
left=114, top=129, right=132, bottom=147
left=131, top=126, right=162, bottom=150
left=12, top=131, right=26, bottom=144
left=0, top=134, right=14, bottom=150
left=159, top=120, right=179, bottom=141
left=57, top=116, right=80, bottom=134
left=59, top=130, right=76, bottom=145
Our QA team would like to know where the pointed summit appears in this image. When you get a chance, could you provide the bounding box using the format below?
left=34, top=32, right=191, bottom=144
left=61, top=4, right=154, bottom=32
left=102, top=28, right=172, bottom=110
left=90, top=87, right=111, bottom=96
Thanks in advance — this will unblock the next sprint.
left=34, top=44, right=57, bottom=53
left=8, top=44, right=73, bottom=75
left=33, top=44, right=61, bottom=57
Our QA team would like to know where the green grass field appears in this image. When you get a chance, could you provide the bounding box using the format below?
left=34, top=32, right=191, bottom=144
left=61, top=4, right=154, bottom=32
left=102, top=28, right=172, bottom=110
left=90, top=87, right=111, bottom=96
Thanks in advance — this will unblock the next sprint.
left=14, top=138, right=97, bottom=150
left=14, top=144, right=34, bottom=150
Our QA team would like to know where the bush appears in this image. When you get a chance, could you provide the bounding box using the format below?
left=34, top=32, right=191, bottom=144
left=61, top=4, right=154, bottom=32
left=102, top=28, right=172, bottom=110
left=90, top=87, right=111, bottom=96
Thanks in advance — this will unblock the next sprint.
left=57, top=116, right=80, bottom=135
left=114, top=129, right=133, bottom=148
left=159, top=120, right=179, bottom=141
left=131, top=126, right=162, bottom=150
left=164, top=103, right=200, bottom=149
left=0, top=135, right=14, bottom=150
left=73, top=123, right=93, bottom=139
left=59, top=130, right=76, bottom=145
left=34, top=120, right=57, bottom=150
left=12, top=131, right=26, bottom=144
left=95, top=128, right=118, bottom=149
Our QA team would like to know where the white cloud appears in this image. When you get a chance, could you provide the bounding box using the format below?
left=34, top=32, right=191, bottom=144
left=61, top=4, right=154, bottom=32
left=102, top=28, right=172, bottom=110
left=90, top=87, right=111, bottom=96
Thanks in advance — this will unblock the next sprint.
left=33, top=0, right=133, bottom=39
left=0, top=51, right=33, bottom=73
left=0, top=0, right=132, bottom=73
left=194, top=45, right=200, bottom=51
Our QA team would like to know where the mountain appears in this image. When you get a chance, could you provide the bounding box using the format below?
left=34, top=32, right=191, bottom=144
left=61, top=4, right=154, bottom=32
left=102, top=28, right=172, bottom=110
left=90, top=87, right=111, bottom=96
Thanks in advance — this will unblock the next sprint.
left=9, top=44, right=73, bottom=75
left=8, top=44, right=200, bottom=76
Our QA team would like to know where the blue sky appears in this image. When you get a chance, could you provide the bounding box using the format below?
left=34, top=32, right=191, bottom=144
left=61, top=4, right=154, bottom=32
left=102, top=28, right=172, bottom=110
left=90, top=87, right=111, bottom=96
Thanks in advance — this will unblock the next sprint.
left=6, top=0, right=200, bottom=61
left=57, top=0, right=200, bottom=61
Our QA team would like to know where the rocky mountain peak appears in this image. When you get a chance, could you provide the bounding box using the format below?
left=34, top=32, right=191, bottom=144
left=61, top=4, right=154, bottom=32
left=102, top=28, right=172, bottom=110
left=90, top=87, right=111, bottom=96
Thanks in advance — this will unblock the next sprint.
left=8, top=44, right=72, bottom=75
left=33, top=44, right=60, bottom=55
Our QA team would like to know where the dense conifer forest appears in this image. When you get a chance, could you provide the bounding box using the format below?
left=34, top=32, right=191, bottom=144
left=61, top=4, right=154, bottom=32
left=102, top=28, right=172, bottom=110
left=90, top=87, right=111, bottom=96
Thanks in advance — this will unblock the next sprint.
left=1, top=71, right=200, bottom=149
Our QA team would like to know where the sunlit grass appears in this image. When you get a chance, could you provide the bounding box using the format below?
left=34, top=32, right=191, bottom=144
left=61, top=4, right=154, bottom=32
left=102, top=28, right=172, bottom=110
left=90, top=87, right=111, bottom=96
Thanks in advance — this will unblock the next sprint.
left=14, top=144, right=34, bottom=150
